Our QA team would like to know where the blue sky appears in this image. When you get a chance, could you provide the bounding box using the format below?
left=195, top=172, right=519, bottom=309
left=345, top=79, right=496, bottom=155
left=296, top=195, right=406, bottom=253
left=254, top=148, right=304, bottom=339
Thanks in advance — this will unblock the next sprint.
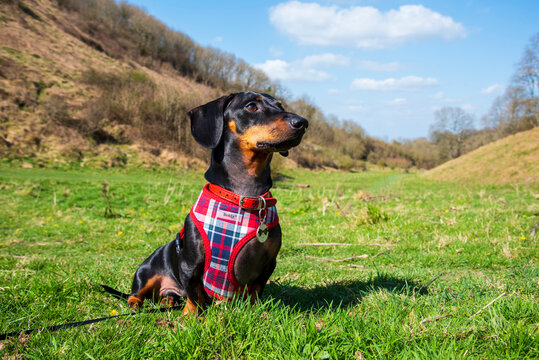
left=125, top=0, right=538, bottom=140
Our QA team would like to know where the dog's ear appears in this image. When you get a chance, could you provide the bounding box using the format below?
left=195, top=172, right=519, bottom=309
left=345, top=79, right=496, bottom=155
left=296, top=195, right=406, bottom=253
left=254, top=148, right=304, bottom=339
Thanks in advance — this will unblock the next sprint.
left=189, top=95, right=233, bottom=149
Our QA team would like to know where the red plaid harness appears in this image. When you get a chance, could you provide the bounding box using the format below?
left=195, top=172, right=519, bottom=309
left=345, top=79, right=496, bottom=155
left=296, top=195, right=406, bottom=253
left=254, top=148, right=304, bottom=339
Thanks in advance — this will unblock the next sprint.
left=185, top=184, right=278, bottom=299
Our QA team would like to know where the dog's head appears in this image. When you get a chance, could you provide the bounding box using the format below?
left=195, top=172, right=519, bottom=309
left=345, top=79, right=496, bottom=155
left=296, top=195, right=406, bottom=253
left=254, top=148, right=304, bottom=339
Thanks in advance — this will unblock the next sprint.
left=188, top=91, right=308, bottom=158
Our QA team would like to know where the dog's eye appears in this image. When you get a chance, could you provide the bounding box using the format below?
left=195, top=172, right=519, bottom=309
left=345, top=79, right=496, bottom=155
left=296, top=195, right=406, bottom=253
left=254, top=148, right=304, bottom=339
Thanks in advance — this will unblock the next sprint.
left=245, top=103, right=258, bottom=112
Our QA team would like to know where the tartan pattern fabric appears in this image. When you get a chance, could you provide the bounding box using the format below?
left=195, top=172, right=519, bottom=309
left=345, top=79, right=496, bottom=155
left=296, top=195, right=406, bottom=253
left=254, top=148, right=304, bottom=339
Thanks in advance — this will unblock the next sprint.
left=190, top=185, right=278, bottom=299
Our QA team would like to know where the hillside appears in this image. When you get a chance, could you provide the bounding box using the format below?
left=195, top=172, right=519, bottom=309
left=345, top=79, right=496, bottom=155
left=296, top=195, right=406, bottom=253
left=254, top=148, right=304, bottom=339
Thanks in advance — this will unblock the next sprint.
left=0, top=0, right=223, bottom=168
left=424, top=127, right=539, bottom=186
left=0, top=0, right=369, bottom=171
left=0, top=0, right=449, bottom=171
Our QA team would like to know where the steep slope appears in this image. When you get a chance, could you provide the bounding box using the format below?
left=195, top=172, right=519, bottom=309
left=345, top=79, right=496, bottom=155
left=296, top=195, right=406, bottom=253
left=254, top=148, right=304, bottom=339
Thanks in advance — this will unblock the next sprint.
left=424, top=127, right=538, bottom=186
left=0, top=0, right=219, bottom=167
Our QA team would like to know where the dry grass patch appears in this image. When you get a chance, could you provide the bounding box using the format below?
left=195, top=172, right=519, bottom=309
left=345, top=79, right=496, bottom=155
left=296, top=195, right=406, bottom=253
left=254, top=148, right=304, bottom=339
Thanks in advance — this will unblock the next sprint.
left=425, top=127, right=539, bottom=186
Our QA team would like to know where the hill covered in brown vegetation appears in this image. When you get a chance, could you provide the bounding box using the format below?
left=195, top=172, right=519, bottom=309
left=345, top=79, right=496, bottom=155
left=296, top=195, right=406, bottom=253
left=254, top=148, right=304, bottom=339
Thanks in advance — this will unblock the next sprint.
left=0, top=0, right=537, bottom=171
left=424, top=127, right=538, bottom=186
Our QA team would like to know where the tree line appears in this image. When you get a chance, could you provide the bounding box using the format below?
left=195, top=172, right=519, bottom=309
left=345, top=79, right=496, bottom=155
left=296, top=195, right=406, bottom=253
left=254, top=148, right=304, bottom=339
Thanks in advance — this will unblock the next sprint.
left=54, top=0, right=282, bottom=95
left=429, top=33, right=538, bottom=164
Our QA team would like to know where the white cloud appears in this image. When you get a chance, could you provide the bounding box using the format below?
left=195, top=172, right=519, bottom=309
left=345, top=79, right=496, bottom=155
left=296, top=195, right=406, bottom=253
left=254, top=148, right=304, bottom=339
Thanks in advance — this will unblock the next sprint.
left=255, top=59, right=331, bottom=82
left=480, top=83, right=504, bottom=95
left=255, top=53, right=349, bottom=82
left=351, top=76, right=438, bottom=91
left=269, top=2, right=466, bottom=48
left=388, top=97, right=407, bottom=105
left=359, top=60, right=402, bottom=72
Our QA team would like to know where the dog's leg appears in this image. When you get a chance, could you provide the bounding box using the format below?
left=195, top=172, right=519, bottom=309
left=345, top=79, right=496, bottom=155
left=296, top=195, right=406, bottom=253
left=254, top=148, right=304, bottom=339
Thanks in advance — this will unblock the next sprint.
left=179, top=216, right=206, bottom=315
left=247, top=258, right=277, bottom=305
left=182, top=282, right=205, bottom=315
left=128, top=275, right=162, bottom=309
left=127, top=240, right=183, bottom=309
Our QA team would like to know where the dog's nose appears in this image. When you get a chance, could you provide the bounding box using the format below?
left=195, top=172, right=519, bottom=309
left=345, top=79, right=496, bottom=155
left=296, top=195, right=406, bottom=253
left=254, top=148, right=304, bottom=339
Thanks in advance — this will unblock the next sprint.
left=289, top=116, right=309, bottom=130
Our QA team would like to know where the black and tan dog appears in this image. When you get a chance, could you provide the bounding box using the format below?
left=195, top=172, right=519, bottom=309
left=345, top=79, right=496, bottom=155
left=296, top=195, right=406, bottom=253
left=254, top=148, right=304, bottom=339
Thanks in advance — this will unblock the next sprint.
left=103, top=91, right=308, bottom=315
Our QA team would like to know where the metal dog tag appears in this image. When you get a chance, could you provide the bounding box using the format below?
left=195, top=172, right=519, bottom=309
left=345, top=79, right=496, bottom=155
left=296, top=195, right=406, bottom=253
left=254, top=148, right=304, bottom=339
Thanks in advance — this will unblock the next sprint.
left=256, top=223, right=268, bottom=243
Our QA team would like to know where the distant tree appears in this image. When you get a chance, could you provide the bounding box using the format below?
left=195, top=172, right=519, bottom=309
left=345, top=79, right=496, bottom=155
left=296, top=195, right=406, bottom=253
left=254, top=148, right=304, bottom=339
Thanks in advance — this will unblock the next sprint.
left=341, top=119, right=366, bottom=138
left=513, top=33, right=539, bottom=99
left=429, top=107, right=475, bottom=160
left=461, top=128, right=497, bottom=154
left=483, top=86, right=537, bottom=136
left=400, top=137, right=441, bottom=169
left=483, top=33, right=538, bottom=138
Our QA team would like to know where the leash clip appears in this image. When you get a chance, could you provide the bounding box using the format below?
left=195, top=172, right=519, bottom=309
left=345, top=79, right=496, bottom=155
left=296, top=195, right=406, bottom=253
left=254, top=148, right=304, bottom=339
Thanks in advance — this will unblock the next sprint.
left=258, top=197, right=267, bottom=223
left=256, top=197, right=269, bottom=243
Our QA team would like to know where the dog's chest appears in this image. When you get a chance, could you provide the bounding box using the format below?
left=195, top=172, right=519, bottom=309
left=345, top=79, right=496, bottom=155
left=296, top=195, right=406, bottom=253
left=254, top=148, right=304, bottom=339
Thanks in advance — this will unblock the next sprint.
left=190, top=188, right=279, bottom=298
left=233, top=225, right=282, bottom=285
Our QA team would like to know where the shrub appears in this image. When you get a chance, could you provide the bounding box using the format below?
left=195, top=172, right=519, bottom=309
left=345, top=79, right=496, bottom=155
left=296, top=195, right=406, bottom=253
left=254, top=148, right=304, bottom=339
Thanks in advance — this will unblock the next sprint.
left=354, top=205, right=388, bottom=226
left=80, top=68, right=205, bottom=154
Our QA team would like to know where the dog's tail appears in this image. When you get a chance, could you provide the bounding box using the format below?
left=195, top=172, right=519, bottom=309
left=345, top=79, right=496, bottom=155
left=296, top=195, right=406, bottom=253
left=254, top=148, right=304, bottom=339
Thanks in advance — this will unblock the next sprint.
left=101, top=284, right=130, bottom=301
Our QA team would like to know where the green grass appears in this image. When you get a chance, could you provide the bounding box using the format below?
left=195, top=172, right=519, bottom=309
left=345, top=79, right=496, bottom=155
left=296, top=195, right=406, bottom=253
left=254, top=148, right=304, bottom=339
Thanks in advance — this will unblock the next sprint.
left=0, top=165, right=537, bottom=359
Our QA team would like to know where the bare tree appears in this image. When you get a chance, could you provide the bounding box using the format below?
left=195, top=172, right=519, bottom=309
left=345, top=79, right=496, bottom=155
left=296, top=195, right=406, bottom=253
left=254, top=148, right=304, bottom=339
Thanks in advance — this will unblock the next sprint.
left=482, top=33, right=538, bottom=138
left=513, top=33, right=539, bottom=99
left=429, top=107, right=475, bottom=160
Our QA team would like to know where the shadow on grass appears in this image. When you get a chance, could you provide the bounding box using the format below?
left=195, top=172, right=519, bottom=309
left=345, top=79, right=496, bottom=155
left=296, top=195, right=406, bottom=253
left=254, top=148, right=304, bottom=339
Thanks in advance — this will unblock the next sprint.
left=264, top=274, right=430, bottom=311
left=272, top=172, right=294, bottom=184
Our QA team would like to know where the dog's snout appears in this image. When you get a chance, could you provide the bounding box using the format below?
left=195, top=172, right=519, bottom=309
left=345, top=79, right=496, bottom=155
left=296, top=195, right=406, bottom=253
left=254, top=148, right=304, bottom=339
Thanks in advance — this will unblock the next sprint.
left=288, top=116, right=308, bottom=130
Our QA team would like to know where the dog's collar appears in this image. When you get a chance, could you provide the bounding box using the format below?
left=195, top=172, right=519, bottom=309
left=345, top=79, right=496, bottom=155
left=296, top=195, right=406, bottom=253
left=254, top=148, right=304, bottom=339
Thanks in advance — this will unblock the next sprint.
left=207, top=183, right=277, bottom=210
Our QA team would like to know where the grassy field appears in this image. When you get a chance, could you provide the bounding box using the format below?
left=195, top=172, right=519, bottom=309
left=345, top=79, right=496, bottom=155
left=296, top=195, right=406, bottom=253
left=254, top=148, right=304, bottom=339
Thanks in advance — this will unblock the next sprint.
left=0, top=164, right=537, bottom=359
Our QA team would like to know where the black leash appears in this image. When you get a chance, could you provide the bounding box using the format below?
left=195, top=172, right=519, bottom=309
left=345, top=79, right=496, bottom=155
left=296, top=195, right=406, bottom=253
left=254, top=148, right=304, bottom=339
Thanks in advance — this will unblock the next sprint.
left=0, top=286, right=183, bottom=341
